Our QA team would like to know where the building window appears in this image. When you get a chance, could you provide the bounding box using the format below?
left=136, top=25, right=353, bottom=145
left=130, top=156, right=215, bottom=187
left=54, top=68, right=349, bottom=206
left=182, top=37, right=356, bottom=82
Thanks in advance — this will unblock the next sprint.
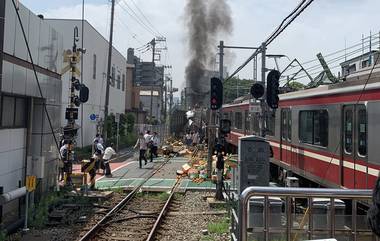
left=299, top=110, right=328, bottom=147
left=361, top=60, right=369, bottom=69
left=358, top=108, right=367, bottom=156
left=117, top=74, right=121, bottom=89
left=92, top=54, right=96, bottom=79
left=111, top=66, right=115, bottom=87
left=1, top=95, right=27, bottom=128
left=122, top=74, right=125, bottom=91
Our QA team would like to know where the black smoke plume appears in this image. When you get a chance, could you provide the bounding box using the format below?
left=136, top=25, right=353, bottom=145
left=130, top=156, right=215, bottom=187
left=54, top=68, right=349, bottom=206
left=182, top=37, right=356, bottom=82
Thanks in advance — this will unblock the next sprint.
left=184, top=0, right=233, bottom=107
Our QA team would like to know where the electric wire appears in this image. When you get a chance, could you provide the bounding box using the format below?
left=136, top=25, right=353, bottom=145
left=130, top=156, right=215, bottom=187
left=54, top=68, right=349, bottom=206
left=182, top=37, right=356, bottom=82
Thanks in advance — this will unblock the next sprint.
left=11, top=0, right=61, bottom=159
left=129, top=0, right=163, bottom=37
left=120, top=0, right=160, bottom=36
left=116, top=0, right=157, bottom=37
left=225, top=0, right=314, bottom=82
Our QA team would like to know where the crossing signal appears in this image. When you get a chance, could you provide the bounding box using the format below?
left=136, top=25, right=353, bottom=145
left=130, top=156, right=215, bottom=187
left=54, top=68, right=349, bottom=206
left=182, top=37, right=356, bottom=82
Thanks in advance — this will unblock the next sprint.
left=266, top=70, right=280, bottom=109
left=210, top=77, right=223, bottom=110
left=250, top=82, right=265, bottom=99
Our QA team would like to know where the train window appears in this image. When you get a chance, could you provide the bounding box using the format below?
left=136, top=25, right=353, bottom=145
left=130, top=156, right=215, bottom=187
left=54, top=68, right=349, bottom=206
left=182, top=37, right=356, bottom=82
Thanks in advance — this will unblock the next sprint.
left=358, top=108, right=367, bottom=156
left=253, top=114, right=260, bottom=134
left=267, top=112, right=275, bottom=136
left=299, top=110, right=328, bottom=147
left=244, top=110, right=250, bottom=132
left=287, top=110, right=292, bottom=141
left=281, top=110, right=287, bottom=140
left=235, top=112, right=243, bottom=129
left=344, top=110, right=353, bottom=153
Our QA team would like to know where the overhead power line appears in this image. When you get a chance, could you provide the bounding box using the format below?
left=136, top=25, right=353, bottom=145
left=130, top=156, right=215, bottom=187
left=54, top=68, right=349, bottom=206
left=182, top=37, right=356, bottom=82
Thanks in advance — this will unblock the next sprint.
left=118, top=0, right=159, bottom=37
left=225, top=0, right=314, bottom=82
left=130, top=0, right=163, bottom=37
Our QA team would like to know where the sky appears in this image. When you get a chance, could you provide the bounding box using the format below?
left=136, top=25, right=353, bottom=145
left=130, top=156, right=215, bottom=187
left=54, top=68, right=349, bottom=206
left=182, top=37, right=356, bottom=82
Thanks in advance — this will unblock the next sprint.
left=21, top=0, right=380, bottom=95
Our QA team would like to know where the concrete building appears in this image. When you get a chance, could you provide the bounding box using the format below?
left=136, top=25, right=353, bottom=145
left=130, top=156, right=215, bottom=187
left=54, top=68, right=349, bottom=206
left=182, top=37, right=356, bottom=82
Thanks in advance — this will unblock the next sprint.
left=0, top=0, right=63, bottom=225
left=46, top=19, right=127, bottom=147
left=127, top=48, right=164, bottom=123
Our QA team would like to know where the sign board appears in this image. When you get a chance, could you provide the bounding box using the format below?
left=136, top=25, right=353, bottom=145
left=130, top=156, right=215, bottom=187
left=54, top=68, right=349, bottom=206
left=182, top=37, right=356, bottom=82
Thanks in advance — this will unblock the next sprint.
left=115, top=113, right=120, bottom=123
left=26, top=175, right=36, bottom=192
left=249, top=104, right=261, bottom=113
left=90, top=113, right=96, bottom=121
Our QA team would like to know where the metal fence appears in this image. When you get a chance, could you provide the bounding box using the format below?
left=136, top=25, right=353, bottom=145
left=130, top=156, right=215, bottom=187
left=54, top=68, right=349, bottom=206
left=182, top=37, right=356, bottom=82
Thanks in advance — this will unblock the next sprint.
left=232, top=186, right=376, bottom=241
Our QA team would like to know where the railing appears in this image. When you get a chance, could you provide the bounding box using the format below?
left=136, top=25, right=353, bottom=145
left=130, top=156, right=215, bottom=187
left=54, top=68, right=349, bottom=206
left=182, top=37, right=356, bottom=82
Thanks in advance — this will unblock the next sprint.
left=232, top=186, right=374, bottom=241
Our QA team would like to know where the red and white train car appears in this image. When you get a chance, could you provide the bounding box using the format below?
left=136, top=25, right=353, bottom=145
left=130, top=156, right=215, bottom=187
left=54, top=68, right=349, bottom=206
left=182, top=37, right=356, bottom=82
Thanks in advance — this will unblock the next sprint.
left=222, top=68, right=380, bottom=189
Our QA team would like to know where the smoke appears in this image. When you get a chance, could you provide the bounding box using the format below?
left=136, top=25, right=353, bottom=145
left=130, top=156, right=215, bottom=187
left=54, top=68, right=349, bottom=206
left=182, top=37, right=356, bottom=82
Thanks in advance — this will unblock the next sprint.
left=184, top=0, right=233, bottom=106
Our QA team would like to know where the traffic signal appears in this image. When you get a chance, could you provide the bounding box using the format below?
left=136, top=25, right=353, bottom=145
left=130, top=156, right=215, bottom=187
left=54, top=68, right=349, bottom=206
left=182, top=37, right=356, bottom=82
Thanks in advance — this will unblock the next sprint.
left=71, top=77, right=89, bottom=107
left=266, top=70, right=280, bottom=109
left=250, top=82, right=265, bottom=99
left=210, top=77, right=223, bottom=110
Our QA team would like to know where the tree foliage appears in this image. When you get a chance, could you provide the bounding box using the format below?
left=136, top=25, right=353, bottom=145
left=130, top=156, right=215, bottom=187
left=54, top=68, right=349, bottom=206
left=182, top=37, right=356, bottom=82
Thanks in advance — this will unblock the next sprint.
left=288, top=81, right=305, bottom=91
left=223, top=77, right=252, bottom=104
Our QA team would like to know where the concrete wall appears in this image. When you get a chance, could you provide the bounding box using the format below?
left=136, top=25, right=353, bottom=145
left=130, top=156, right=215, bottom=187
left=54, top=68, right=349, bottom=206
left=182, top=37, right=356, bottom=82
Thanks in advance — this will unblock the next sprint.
left=1, top=0, right=63, bottom=224
left=46, top=19, right=127, bottom=147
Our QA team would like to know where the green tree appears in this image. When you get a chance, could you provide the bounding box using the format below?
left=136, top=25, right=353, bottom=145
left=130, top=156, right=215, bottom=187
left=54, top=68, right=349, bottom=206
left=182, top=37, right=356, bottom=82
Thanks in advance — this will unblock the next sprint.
left=288, top=81, right=305, bottom=91
left=125, top=113, right=135, bottom=133
left=223, top=77, right=252, bottom=103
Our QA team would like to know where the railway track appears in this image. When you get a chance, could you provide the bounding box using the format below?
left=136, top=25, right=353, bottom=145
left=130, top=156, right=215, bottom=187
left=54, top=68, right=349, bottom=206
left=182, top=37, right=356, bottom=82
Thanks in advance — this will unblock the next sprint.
left=78, top=156, right=181, bottom=241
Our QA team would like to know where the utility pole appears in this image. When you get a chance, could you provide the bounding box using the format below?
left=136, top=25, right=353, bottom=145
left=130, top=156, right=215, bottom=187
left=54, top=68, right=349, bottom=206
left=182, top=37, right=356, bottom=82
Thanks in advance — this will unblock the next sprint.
left=260, top=42, right=267, bottom=137
left=214, top=40, right=224, bottom=200
left=103, top=0, right=115, bottom=140
left=149, top=38, right=156, bottom=122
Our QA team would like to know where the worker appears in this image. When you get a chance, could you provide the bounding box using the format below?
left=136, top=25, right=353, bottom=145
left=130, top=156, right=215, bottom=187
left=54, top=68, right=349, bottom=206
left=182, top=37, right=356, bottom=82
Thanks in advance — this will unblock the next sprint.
left=103, top=143, right=116, bottom=177
left=59, top=140, right=68, bottom=182
left=94, top=139, right=104, bottom=173
left=144, top=130, right=153, bottom=162
left=60, top=140, right=73, bottom=185
left=151, top=132, right=160, bottom=158
left=134, top=132, right=148, bottom=168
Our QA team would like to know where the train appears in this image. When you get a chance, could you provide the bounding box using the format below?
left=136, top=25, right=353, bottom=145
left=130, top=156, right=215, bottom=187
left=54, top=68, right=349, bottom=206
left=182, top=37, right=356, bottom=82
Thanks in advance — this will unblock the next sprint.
left=222, top=66, right=380, bottom=189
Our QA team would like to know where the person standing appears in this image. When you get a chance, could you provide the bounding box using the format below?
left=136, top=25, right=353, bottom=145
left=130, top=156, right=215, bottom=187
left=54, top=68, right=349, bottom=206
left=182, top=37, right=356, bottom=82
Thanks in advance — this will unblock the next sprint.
left=134, top=133, right=148, bottom=168
left=144, top=130, right=153, bottom=162
left=151, top=132, right=160, bottom=158
left=103, top=143, right=116, bottom=177
left=94, top=139, right=104, bottom=173
left=59, top=140, right=68, bottom=182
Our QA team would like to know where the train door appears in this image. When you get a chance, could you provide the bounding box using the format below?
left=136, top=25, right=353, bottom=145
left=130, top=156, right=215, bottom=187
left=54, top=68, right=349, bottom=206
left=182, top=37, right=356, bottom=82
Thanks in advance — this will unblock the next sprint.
left=342, top=105, right=367, bottom=188
left=280, top=108, right=292, bottom=165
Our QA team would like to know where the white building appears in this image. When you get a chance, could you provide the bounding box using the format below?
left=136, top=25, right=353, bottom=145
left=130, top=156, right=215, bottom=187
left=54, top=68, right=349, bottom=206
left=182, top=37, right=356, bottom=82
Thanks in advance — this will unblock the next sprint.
left=46, top=19, right=127, bottom=147
left=1, top=0, right=63, bottom=225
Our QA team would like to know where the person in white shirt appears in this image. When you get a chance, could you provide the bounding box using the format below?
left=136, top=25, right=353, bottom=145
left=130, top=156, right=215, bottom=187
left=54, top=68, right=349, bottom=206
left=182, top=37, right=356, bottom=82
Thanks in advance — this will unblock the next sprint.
left=151, top=132, right=160, bottom=158
left=103, top=143, right=116, bottom=177
left=144, top=130, right=154, bottom=162
left=134, top=132, right=148, bottom=168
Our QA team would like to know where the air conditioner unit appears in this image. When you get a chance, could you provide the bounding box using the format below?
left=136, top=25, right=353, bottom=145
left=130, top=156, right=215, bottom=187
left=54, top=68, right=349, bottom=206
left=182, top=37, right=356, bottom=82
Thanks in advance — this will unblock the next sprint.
left=286, top=176, right=299, bottom=187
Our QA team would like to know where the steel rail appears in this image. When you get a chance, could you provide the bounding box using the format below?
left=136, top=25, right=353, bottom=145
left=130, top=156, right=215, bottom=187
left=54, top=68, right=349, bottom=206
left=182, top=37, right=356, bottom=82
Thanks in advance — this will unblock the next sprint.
left=78, top=157, right=172, bottom=241
left=146, top=177, right=182, bottom=241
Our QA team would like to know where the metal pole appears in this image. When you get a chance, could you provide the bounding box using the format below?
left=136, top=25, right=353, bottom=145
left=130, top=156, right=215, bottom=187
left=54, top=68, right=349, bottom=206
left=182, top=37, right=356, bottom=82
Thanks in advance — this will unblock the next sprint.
left=215, top=40, right=224, bottom=200
left=116, top=120, right=119, bottom=152
left=22, top=191, right=29, bottom=232
left=150, top=38, right=156, bottom=121
left=260, top=42, right=266, bottom=137
left=103, top=0, right=115, bottom=140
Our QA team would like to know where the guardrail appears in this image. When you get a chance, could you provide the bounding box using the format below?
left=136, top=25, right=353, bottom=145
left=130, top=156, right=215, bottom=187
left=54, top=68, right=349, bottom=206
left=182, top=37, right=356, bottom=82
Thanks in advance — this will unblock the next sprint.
left=233, top=186, right=374, bottom=241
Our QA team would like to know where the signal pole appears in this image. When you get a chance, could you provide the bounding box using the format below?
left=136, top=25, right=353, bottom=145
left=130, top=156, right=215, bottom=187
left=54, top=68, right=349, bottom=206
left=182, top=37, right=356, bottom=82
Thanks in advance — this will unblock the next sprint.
left=215, top=41, right=224, bottom=200
left=260, top=42, right=267, bottom=137
left=103, top=0, right=115, bottom=140
left=149, top=38, right=156, bottom=121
